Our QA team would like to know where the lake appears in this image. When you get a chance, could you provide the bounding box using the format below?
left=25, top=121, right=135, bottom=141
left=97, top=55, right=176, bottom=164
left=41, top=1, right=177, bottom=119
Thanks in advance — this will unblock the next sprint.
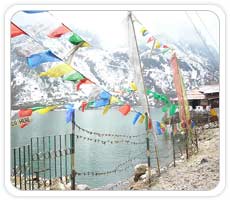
left=11, top=108, right=175, bottom=188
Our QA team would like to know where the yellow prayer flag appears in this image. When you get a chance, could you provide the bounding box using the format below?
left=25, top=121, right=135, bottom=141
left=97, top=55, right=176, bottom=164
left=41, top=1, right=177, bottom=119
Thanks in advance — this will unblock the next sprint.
left=110, top=96, right=119, bottom=104
left=210, top=108, right=217, bottom=117
left=36, top=106, right=57, bottom=115
left=39, top=64, right=74, bottom=78
left=155, top=40, right=161, bottom=48
left=130, top=82, right=137, bottom=91
left=81, top=42, right=91, bottom=47
left=102, top=105, right=111, bottom=115
left=140, top=27, right=147, bottom=34
left=138, top=114, right=145, bottom=124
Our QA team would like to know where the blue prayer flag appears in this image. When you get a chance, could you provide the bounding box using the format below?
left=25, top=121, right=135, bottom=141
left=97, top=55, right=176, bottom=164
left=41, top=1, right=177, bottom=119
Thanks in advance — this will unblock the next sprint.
left=99, top=91, right=111, bottom=100
left=65, top=104, right=74, bottom=123
left=23, top=10, right=48, bottom=14
left=155, top=121, right=162, bottom=135
left=93, top=99, right=110, bottom=108
left=132, top=112, right=142, bottom=125
left=27, top=50, right=61, bottom=68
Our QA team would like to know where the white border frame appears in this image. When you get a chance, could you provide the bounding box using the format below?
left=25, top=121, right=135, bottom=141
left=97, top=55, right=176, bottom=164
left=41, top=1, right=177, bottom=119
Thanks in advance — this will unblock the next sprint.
left=5, top=4, right=226, bottom=197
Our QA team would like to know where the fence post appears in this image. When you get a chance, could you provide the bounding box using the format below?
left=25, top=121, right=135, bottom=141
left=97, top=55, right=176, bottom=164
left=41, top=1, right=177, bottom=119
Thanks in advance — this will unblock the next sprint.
left=171, top=117, right=176, bottom=167
left=71, top=110, right=76, bottom=190
left=145, top=112, right=151, bottom=186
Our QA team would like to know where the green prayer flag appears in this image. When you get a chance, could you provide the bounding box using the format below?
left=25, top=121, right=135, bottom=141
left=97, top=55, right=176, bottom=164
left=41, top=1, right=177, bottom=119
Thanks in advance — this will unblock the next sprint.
left=162, top=104, right=170, bottom=112
left=169, top=104, right=178, bottom=116
left=146, top=89, right=153, bottom=95
left=87, top=101, right=95, bottom=108
left=31, top=106, right=44, bottom=111
left=69, top=33, right=84, bottom=45
left=153, top=92, right=161, bottom=100
left=64, top=72, right=84, bottom=82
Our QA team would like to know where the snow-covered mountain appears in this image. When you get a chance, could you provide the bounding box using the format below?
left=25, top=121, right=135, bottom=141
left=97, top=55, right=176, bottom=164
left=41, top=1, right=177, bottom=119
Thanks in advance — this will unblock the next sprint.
left=11, top=30, right=219, bottom=109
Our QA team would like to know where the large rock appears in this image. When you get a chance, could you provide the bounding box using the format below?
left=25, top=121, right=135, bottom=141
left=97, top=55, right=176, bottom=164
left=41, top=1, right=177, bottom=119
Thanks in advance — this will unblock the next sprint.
left=134, top=164, right=148, bottom=175
left=50, top=182, right=66, bottom=190
left=134, top=164, right=148, bottom=182
left=76, top=184, right=90, bottom=190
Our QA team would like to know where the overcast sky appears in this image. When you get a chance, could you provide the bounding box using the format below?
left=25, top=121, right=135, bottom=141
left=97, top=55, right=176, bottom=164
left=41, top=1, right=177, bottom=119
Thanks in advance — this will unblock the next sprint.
left=13, top=10, right=219, bottom=51
left=50, top=10, right=219, bottom=51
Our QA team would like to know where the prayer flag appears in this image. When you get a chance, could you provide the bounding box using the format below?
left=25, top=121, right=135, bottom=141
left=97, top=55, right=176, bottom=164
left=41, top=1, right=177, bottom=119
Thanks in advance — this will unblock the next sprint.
left=138, top=114, right=145, bottom=124
left=64, top=72, right=84, bottom=82
left=27, top=50, right=61, bottom=68
left=155, top=121, right=162, bottom=135
left=102, top=105, right=111, bottom=115
left=40, top=63, right=74, bottom=77
left=147, top=36, right=154, bottom=43
left=118, top=104, right=131, bottom=116
left=170, top=53, right=190, bottom=128
left=81, top=101, right=88, bottom=112
left=18, top=109, right=32, bottom=118
left=31, top=106, right=44, bottom=111
left=18, top=109, right=33, bottom=128
left=48, top=24, right=71, bottom=38
left=69, top=33, right=84, bottom=45
left=23, top=10, right=47, bottom=13
left=110, top=96, right=119, bottom=104
left=155, top=40, right=161, bottom=48
left=65, top=104, right=74, bottom=123
left=99, top=91, right=111, bottom=100
left=36, top=106, right=57, bottom=114
left=11, top=23, right=26, bottom=38
left=130, top=82, right=137, bottom=91
left=76, top=78, right=93, bottom=91
left=93, top=99, right=110, bottom=108
left=132, top=112, right=142, bottom=125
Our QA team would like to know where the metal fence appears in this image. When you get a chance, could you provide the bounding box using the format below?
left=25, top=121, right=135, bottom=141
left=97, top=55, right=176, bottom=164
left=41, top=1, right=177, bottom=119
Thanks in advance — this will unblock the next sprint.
left=11, top=112, right=218, bottom=190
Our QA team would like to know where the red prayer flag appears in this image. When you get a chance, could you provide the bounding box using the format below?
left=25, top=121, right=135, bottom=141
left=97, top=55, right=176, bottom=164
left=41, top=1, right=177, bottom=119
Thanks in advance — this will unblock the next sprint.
left=118, top=104, right=131, bottom=116
left=163, top=45, right=169, bottom=48
left=48, top=24, right=71, bottom=38
left=11, top=23, right=26, bottom=38
left=147, top=36, right=154, bottom=43
left=170, top=53, right=190, bottom=127
left=18, top=109, right=32, bottom=128
left=18, top=109, right=33, bottom=118
left=148, top=118, right=152, bottom=129
left=81, top=101, right=88, bottom=112
left=76, top=78, right=93, bottom=91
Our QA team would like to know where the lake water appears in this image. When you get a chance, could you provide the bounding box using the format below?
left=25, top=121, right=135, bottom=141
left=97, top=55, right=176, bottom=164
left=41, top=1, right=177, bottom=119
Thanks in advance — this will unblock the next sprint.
left=11, top=108, right=175, bottom=188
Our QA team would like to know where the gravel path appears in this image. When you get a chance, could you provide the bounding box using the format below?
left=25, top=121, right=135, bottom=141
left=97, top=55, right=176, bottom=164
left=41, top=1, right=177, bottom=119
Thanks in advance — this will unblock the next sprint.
left=128, top=128, right=219, bottom=191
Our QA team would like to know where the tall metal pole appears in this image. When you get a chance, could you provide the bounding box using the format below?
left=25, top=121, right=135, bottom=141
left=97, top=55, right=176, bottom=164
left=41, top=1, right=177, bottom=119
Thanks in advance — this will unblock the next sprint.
left=129, top=12, right=161, bottom=176
left=71, top=110, right=76, bottom=190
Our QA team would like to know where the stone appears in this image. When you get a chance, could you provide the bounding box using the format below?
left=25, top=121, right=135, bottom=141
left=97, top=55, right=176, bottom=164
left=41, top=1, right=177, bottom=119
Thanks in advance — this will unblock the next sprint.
left=76, top=184, right=90, bottom=190
left=50, top=182, right=66, bottom=190
left=134, top=164, right=148, bottom=175
left=134, top=163, right=148, bottom=182
left=200, top=158, right=208, bottom=164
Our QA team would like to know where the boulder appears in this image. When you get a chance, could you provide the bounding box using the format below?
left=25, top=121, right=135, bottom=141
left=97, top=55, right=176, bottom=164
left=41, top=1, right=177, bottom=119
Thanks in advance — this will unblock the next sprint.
left=76, top=184, right=90, bottom=190
left=50, top=182, right=66, bottom=190
left=134, top=164, right=148, bottom=175
left=134, top=164, right=148, bottom=182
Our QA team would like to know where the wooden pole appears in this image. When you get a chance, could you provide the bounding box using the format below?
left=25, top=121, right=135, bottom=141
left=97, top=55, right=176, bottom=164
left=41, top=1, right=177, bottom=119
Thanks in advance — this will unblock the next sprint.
left=129, top=12, right=161, bottom=176
left=71, top=109, right=76, bottom=190
left=171, top=117, right=176, bottom=167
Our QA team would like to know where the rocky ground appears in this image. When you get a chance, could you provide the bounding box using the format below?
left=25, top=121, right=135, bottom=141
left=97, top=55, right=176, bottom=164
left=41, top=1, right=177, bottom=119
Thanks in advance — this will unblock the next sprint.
left=127, top=127, right=219, bottom=191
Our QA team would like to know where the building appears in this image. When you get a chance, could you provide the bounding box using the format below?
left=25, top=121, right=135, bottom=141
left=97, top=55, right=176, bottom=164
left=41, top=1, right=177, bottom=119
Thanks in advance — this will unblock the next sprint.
left=172, top=84, right=219, bottom=109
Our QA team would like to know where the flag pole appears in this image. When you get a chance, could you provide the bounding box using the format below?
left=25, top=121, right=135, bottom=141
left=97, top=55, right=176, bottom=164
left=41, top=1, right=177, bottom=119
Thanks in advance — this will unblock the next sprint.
left=66, top=49, right=78, bottom=190
left=129, top=12, right=161, bottom=177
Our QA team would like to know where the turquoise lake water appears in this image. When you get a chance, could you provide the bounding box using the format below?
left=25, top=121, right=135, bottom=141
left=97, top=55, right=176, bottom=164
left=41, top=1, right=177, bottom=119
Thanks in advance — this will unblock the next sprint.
left=11, top=108, right=175, bottom=188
